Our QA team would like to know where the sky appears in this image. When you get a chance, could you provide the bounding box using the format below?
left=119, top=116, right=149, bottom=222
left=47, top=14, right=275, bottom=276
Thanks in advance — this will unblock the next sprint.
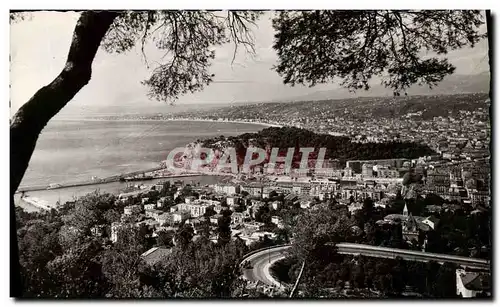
left=9, top=11, right=490, bottom=116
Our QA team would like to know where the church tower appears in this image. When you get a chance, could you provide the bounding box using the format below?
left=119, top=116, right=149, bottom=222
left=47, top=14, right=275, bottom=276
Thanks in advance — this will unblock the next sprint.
left=402, top=213, right=419, bottom=243
left=403, top=203, right=409, bottom=217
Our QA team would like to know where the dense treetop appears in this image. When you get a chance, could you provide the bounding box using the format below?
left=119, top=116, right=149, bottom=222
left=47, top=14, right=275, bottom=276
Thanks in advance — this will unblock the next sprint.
left=272, top=11, right=486, bottom=94
left=201, top=126, right=436, bottom=165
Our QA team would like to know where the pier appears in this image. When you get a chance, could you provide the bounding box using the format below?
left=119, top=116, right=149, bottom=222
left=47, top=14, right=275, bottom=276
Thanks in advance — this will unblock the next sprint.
left=16, top=166, right=208, bottom=193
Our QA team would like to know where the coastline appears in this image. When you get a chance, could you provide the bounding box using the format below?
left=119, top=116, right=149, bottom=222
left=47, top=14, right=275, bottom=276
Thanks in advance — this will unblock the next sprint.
left=16, top=118, right=276, bottom=212
left=55, top=117, right=283, bottom=128
left=54, top=117, right=354, bottom=136
left=165, top=118, right=283, bottom=128
left=15, top=174, right=231, bottom=212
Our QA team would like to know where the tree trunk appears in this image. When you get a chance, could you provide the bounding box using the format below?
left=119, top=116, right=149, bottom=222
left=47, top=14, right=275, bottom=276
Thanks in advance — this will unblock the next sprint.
left=10, top=11, right=118, bottom=195
left=10, top=11, right=118, bottom=297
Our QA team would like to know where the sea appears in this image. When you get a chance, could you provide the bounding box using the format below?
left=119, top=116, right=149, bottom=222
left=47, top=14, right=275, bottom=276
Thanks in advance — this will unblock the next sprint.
left=15, top=107, right=266, bottom=211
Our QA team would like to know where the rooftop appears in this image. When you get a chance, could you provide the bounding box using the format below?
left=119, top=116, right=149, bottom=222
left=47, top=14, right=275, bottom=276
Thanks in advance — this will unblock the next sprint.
left=459, top=270, right=491, bottom=292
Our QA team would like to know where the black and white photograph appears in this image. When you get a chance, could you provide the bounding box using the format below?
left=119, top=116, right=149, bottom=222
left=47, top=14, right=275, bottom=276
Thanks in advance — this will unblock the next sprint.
left=8, top=4, right=493, bottom=300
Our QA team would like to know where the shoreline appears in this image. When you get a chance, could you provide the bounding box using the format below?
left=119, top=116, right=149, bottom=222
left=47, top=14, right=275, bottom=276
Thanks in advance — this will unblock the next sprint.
left=165, top=118, right=283, bottom=128
left=16, top=174, right=231, bottom=212
left=53, top=117, right=353, bottom=136
left=16, top=119, right=268, bottom=211
left=54, top=117, right=283, bottom=128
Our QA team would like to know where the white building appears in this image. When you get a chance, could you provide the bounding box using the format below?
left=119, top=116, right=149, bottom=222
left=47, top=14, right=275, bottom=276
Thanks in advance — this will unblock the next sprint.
left=124, top=205, right=142, bottom=215
left=214, top=184, right=240, bottom=195
left=271, top=216, right=284, bottom=228
left=421, top=216, right=440, bottom=230
left=231, top=212, right=245, bottom=225
left=189, top=204, right=210, bottom=218
left=376, top=165, right=400, bottom=178
left=172, top=211, right=190, bottom=223
left=271, top=201, right=282, bottom=210
left=300, top=199, right=313, bottom=209
left=157, top=213, right=172, bottom=226
left=343, top=167, right=354, bottom=178
left=292, top=186, right=302, bottom=195
left=157, top=197, right=169, bottom=208
left=144, top=203, right=156, bottom=211
left=227, top=196, right=240, bottom=206
left=362, top=164, right=374, bottom=178
left=239, top=231, right=277, bottom=246
left=348, top=202, right=363, bottom=213
left=145, top=208, right=163, bottom=220
left=210, top=214, right=222, bottom=225
left=110, top=222, right=127, bottom=243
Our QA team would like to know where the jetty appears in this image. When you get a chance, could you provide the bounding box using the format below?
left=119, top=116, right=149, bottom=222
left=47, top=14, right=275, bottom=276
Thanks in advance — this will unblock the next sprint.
left=16, top=167, right=215, bottom=193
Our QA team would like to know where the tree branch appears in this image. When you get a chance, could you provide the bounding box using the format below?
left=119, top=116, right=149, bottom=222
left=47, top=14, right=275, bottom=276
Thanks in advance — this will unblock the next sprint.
left=140, top=11, right=155, bottom=68
left=10, top=11, right=119, bottom=196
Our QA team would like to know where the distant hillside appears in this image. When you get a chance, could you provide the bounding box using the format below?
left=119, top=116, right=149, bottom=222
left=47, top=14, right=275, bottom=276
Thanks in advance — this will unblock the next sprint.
left=180, top=93, right=490, bottom=122
left=271, top=72, right=490, bottom=103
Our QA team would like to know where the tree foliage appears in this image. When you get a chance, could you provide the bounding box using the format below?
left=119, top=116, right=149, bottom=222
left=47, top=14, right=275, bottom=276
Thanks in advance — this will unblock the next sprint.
left=46, top=239, right=107, bottom=298
left=292, top=204, right=355, bottom=262
left=283, top=253, right=461, bottom=298
left=101, top=11, right=262, bottom=102
left=202, top=126, right=436, bottom=168
left=272, top=10, right=485, bottom=93
left=60, top=191, right=115, bottom=233
left=217, top=209, right=232, bottom=245
left=15, top=191, right=255, bottom=298
left=150, top=236, right=249, bottom=298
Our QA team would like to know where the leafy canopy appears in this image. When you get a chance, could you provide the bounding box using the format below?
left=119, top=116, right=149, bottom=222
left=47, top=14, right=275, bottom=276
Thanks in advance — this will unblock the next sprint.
left=100, top=11, right=262, bottom=102
left=272, top=10, right=486, bottom=93
left=11, top=10, right=487, bottom=100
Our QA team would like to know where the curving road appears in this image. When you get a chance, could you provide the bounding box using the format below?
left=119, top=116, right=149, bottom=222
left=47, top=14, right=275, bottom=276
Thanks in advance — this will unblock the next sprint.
left=240, top=243, right=490, bottom=288
left=241, top=245, right=291, bottom=290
